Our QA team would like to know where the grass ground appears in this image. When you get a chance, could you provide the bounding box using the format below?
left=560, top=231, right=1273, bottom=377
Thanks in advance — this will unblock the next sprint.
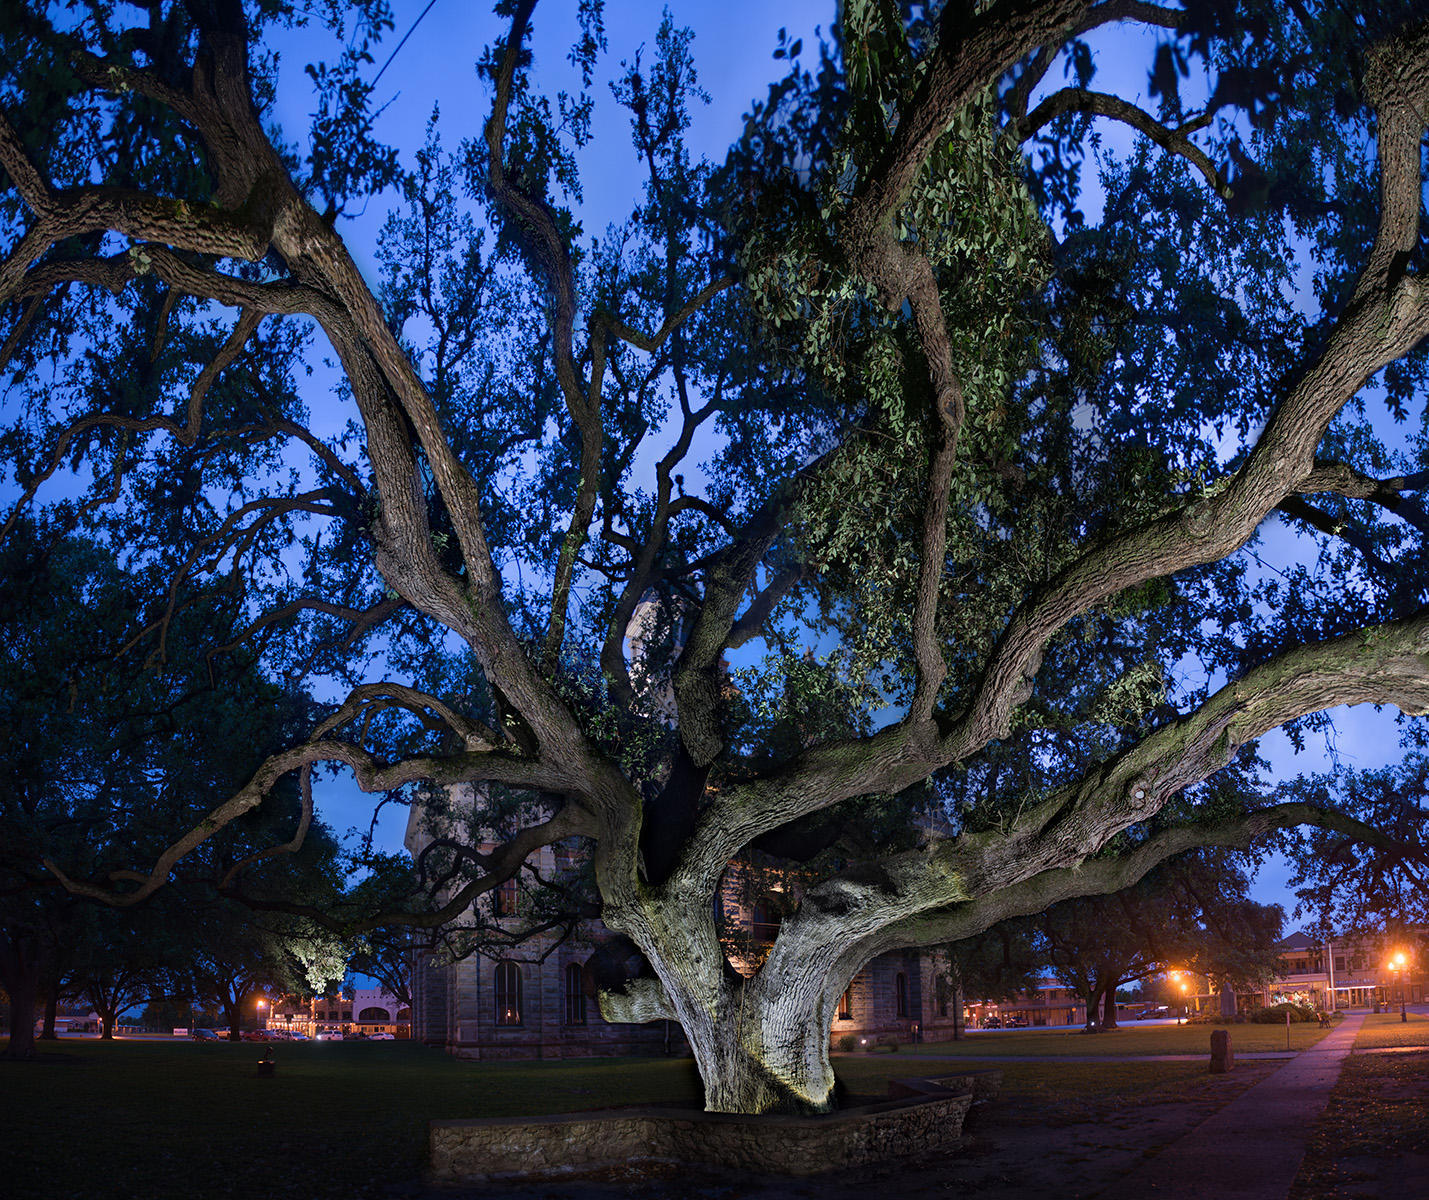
left=890, top=1019, right=1333, bottom=1056
left=2, top=1035, right=1230, bottom=1200
left=1, top=1039, right=697, bottom=1200
left=1292, top=1048, right=1429, bottom=1200
left=1351, top=1009, right=1429, bottom=1050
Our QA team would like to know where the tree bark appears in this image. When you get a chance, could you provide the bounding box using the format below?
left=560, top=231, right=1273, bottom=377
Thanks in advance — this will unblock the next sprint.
left=1101, top=987, right=1118, bottom=1030
left=39, top=989, right=59, bottom=1040
left=0, top=932, right=40, bottom=1060
left=600, top=900, right=841, bottom=1115
left=1085, top=982, right=1106, bottom=1029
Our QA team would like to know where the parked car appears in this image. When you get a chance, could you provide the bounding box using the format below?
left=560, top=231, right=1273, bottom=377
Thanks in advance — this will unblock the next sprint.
left=315, top=1030, right=343, bottom=1041
left=189, top=1028, right=220, bottom=1041
left=982, top=1017, right=1002, bottom=1029
left=288, top=1031, right=310, bottom=1041
left=367, top=1032, right=394, bottom=1041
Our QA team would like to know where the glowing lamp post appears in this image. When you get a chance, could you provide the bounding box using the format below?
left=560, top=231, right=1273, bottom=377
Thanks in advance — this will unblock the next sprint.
left=1387, top=953, right=1409, bottom=1024
left=257, top=998, right=268, bottom=1031
left=1168, top=970, right=1187, bottom=1023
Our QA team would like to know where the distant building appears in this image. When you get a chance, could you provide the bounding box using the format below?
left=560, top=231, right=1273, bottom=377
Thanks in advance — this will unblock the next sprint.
left=269, top=988, right=411, bottom=1038
left=966, top=979, right=1086, bottom=1028
left=1181, top=930, right=1426, bottom=1013
left=405, top=785, right=973, bottom=1059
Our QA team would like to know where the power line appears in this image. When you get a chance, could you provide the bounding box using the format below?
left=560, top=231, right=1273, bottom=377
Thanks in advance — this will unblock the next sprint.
left=372, top=0, right=441, bottom=86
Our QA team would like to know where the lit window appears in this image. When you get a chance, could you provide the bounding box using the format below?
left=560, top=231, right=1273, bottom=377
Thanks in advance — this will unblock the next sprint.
left=495, top=962, right=522, bottom=1026
left=495, top=876, right=518, bottom=917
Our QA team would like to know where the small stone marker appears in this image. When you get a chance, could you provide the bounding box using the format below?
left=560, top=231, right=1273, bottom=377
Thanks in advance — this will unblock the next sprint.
left=1209, top=1029, right=1233, bottom=1074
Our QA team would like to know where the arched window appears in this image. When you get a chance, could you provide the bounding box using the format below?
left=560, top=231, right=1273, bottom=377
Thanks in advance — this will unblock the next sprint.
left=936, top=976, right=950, bottom=1018
left=896, top=972, right=909, bottom=1018
left=565, top=962, right=586, bottom=1026
left=357, top=1006, right=390, bottom=1023
left=495, top=962, right=522, bottom=1026
left=838, top=984, right=853, bottom=1021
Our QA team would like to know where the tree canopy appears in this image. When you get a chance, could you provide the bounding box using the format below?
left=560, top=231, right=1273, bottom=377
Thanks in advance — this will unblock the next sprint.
left=4, top=0, right=1429, bottom=1111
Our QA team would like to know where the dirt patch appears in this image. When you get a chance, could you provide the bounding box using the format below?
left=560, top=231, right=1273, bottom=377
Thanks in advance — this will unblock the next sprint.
left=1291, top=1050, right=1429, bottom=1200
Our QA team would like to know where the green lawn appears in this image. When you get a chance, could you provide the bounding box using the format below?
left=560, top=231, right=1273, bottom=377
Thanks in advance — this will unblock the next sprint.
left=1292, top=1048, right=1429, bottom=1200
left=835, top=1054, right=1234, bottom=1109
left=3, top=1034, right=1260, bottom=1200
left=885, top=1019, right=1333, bottom=1057
left=1, top=1038, right=703, bottom=1200
left=1352, top=1010, right=1429, bottom=1050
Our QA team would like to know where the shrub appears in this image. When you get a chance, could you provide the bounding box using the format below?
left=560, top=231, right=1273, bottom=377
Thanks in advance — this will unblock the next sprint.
left=1250, top=1002, right=1318, bottom=1024
left=835, top=1034, right=859, bottom=1053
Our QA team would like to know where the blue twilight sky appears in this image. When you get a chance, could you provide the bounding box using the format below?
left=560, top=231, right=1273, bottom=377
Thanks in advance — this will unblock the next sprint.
left=261, top=1, right=1409, bottom=926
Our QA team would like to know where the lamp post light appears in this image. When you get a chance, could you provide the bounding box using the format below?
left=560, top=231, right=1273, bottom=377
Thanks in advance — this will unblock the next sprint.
left=257, top=998, right=268, bottom=1031
left=1388, top=953, right=1409, bottom=1023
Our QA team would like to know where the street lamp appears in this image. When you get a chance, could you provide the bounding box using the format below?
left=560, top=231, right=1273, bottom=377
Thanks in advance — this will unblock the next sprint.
left=257, top=998, right=268, bottom=1031
left=1387, top=953, right=1409, bottom=1024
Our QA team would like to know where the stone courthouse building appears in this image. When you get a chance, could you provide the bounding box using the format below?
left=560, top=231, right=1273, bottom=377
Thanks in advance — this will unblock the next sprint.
left=405, top=787, right=962, bottom=1059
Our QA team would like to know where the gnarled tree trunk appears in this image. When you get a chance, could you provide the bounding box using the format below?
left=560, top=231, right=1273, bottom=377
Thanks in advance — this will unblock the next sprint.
left=601, top=897, right=841, bottom=1115
left=1102, top=988, right=1118, bottom=1030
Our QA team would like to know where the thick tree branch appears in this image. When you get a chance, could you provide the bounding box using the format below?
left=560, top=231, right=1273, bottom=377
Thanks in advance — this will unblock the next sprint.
left=682, top=604, right=1429, bottom=903
left=960, top=28, right=1429, bottom=753
left=1013, top=89, right=1232, bottom=198
left=1301, top=460, right=1429, bottom=539
left=46, top=735, right=595, bottom=909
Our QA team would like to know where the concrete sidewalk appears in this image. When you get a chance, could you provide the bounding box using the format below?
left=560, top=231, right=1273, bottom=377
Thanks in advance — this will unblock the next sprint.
left=1096, top=1011, right=1366, bottom=1199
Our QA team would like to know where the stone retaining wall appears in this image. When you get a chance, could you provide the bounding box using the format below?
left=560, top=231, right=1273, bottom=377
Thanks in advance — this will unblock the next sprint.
left=429, top=1086, right=978, bottom=1183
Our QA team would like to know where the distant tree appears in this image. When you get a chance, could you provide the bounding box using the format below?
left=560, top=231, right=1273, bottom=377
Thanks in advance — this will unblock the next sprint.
left=0, top=526, right=335, bottom=1055
left=943, top=920, right=1041, bottom=1037
left=1040, top=851, right=1283, bottom=1028
left=1279, top=757, right=1429, bottom=937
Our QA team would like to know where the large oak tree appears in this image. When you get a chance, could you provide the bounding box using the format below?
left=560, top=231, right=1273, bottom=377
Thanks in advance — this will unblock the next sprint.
left=4, top=0, right=1429, bottom=1111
